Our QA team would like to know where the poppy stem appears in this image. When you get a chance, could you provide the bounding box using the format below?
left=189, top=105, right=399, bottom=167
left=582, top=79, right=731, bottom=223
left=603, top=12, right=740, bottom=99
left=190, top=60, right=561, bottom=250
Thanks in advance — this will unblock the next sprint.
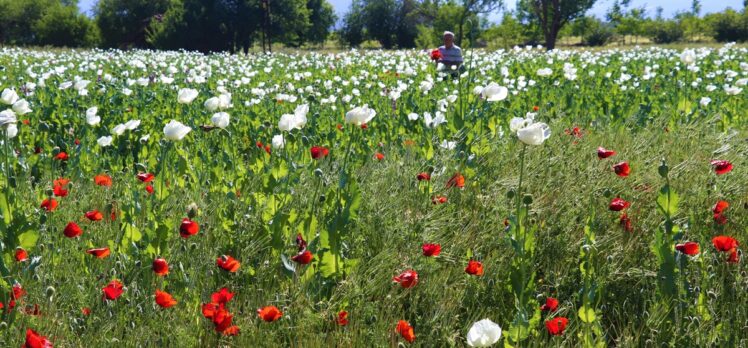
left=2, top=130, right=11, bottom=219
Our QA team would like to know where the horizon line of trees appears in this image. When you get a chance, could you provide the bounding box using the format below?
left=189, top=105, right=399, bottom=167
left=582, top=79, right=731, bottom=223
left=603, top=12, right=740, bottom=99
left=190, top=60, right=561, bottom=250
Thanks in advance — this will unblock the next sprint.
left=0, top=0, right=747, bottom=52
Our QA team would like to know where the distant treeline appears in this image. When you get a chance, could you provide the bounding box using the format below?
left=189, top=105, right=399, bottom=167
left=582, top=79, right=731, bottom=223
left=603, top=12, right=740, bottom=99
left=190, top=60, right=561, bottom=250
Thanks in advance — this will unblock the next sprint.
left=0, top=0, right=747, bottom=52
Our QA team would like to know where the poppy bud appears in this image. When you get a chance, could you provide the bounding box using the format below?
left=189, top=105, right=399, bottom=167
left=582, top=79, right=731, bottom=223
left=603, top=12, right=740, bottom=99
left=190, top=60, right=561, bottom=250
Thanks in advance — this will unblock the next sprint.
left=522, top=194, right=533, bottom=205
left=319, top=194, right=326, bottom=203
left=45, top=188, right=53, bottom=196
left=506, top=190, right=515, bottom=199
left=52, top=146, right=60, bottom=156
left=658, top=160, right=669, bottom=178
left=603, top=188, right=612, bottom=198
left=46, top=286, right=56, bottom=298
left=187, top=203, right=199, bottom=218
left=314, top=168, right=323, bottom=177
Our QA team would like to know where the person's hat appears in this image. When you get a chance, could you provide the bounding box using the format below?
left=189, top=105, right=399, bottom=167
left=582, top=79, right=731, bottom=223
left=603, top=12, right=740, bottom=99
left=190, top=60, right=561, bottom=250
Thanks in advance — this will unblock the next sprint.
left=443, top=31, right=454, bottom=38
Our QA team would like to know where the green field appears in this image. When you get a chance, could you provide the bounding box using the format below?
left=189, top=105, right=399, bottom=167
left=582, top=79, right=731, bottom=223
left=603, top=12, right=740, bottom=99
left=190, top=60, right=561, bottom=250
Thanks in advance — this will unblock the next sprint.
left=0, top=45, right=747, bottom=347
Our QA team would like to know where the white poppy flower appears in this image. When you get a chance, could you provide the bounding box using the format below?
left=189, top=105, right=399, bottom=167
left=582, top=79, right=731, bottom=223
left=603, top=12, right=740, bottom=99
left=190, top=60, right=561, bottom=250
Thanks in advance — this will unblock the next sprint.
left=163, top=120, right=192, bottom=141
left=466, top=319, right=502, bottom=347
left=97, top=136, right=113, bottom=147
left=177, top=88, right=199, bottom=104
left=345, top=105, right=376, bottom=125
left=481, top=83, right=508, bottom=102
left=1, top=89, right=19, bottom=105
left=211, top=112, right=230, bottom=129
left=517, top=122, right=551, bottom=145
left=271, top=134, right=285, bottom=149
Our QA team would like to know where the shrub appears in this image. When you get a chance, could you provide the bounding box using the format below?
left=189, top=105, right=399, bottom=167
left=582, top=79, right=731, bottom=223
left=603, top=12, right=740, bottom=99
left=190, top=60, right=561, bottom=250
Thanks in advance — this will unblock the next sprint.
left=649, top=21, right=684, bottom=44
left=584, top=25, right=614, bottom=46
left=706, top=9, right=748, bottom=43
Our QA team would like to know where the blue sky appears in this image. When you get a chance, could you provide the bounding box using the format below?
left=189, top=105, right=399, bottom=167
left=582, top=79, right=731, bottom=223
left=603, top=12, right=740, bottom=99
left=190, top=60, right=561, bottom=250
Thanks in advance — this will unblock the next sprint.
left=78, top=0, right=744, bottom=23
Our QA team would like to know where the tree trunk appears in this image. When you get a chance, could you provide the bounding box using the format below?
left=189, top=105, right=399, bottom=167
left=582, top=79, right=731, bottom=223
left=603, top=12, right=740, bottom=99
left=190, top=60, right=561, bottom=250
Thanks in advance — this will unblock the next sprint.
left=545, top=30, right=557, bottom=50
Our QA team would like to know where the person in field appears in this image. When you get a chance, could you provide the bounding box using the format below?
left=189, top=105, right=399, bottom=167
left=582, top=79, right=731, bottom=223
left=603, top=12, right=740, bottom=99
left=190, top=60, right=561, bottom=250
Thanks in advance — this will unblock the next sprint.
left=437, top=31, right=463, bottom=71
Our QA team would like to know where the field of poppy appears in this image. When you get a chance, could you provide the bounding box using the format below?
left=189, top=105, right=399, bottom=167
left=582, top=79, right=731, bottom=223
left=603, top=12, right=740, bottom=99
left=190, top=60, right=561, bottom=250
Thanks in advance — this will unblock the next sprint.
left=0, top=44, right=747, bottom=347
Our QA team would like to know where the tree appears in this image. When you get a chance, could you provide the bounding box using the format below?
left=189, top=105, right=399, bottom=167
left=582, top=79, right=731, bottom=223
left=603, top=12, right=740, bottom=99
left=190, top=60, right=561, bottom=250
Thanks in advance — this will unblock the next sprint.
left=454, top=0, right=503, bottom=45
left=33, top=4, right=100, bottom=47
left=341, top=0, right=366, bottom=46
left=518, top=0, right=597, bottom=50
left=95, top=0, right=171, bottom=48
left=0, top=0, right=98, bottom=47
left=303, top=0, right=337, bottom=46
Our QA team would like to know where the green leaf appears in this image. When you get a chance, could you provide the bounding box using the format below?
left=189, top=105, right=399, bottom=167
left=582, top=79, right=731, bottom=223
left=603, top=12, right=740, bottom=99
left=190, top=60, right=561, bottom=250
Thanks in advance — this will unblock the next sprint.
left=656, top=184, right=679, bottom=217
left=578, top=306, right=597, bottom=323
left=18, top=230, right=40, bottom=251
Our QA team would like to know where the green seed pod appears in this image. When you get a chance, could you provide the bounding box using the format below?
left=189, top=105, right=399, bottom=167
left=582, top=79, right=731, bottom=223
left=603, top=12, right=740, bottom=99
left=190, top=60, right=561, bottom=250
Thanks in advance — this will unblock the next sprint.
left=658, top=160, right=669, bottom=178
left=522, top=194, right=533, bottom=205
left=506, top=189, right=515, bottom=199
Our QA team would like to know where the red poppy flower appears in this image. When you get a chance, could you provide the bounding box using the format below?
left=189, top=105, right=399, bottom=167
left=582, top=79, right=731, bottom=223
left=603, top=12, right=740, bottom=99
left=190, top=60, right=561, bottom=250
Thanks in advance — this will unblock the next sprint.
left=613, top=162, right=630, bottom=177
left=40, top=198, right=58, bottom=212
left=53, top=185, right=68, bottom=197
left=545, top=317, right=569, bottom=336
left=102, top=280, right=124, bottom=301
left=619, top=213, right=633, bottom=232
left=86, top=247, right=110, bottom=259
left=264, top=144, right=271, bottom=154
left=82, top=307, right=91, bottom=316
left=310, top=146, right=329, bottom=159
left=421, top=243, right=441, bottom=257
left=63, top=222, right=82, bottom=238
left=565, top=127, right=583, bottom=139
left=13, top=283, right=26, bottom=300
left=24, top=328, right=51, bottom=348
left=213, top=307, right=234, bottom=332
left=465, top=260, right=484, bottom=276
left=710, top=160, right=733, bottom=175
left=714, top=213, right=728, bottom=225
left=54, top=152, right=69, bottom=161
left=336, top=124, right=343, bottom=131
left=361, top=123, right=368, bottom=130
left=337, top=311, right=349, bottom=326
left=94, top=174, right=112, bottom=187
left=712, top=236, right=738, bottom=252
left=291, top=250, right=313, bottom=264
left=416, top=172, right=431, bottom=181
left=202, top=302, right=220, bottom=319
left=446, top=172, right=465, bottom=189
left=393, top=270, right=418, bottom=288
left=713, top=200, right=729, bottom=214
left=257, top=305, right=283, bottom=322
left=216, top=255, right=241, bottom=272
left=54, top=178, right=70, bottom=187
left=295, top=233, right=308, bottom=250
left=430, top=49, right=441, bottom=61
left=374, top=152, right=385, bottom=161
left=145, top=185, right=154, bottom=194
left=609, top=197, right=630, bottom=211
left=728, top=249, right=740, bottom=263
left=155, top=290, right=177, bottom=308
left=15, top=248, right=28, bottom=262
left=211, top=288, right=235, bottom=305
left=152, top=258, right=169, bottom=276
left=597, top=147, right=616, bottom=159
left=532, top=105, right=540, bottom=112
left=431, top=195, right=448, bottom=204
left=221, top=325, right=240, bottom=336
left=540, top=297, right=559, bottom=312
left=179, top=218, right=199, bottom=238
left=85, top=210, right=104, bottom=221
left=396, top=320, right=416, bottom=343
left=675, top=242, right=700, bottom=256
left=136, top=172, right=155, bottom=183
